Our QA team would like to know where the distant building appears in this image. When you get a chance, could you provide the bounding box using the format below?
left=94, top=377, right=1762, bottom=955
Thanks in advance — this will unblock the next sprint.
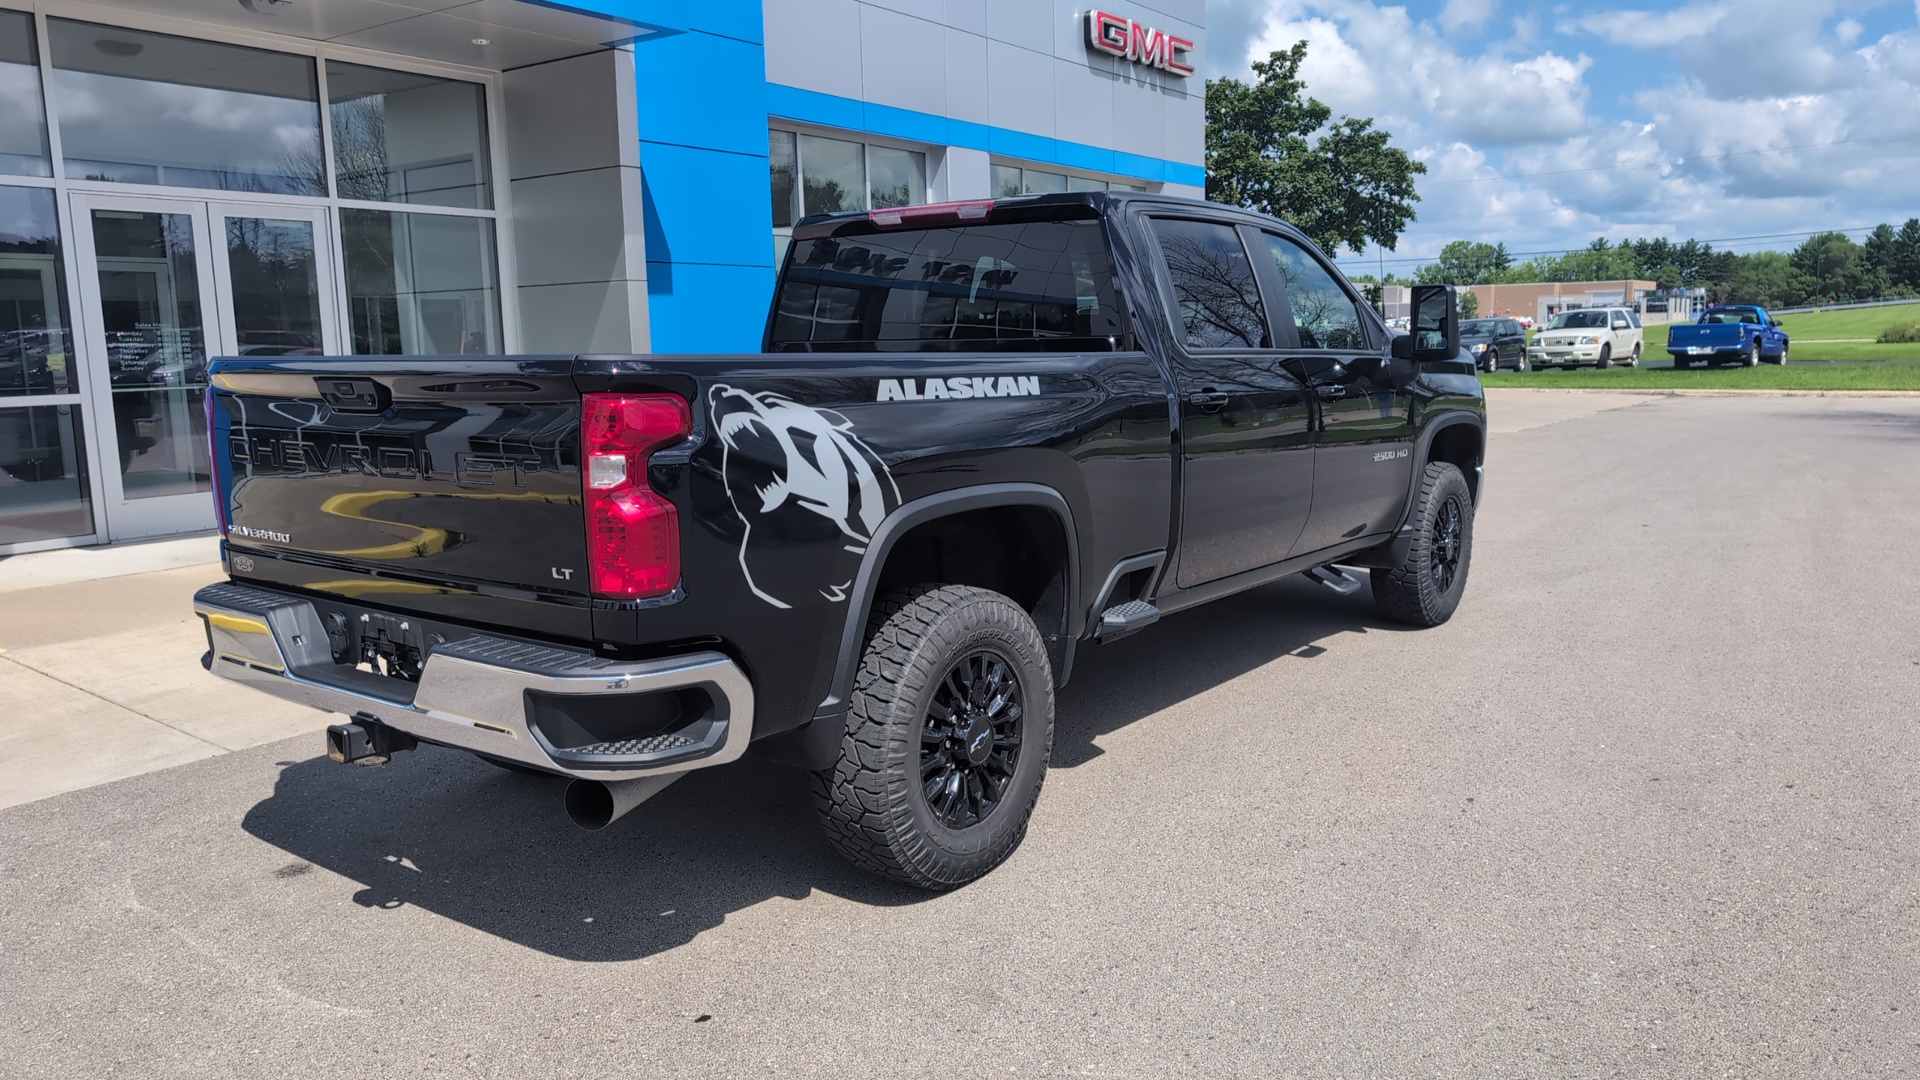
left=1377, top=280, right=1688, bottom=324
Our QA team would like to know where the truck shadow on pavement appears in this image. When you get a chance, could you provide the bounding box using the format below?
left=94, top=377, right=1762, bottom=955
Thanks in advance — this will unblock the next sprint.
left=241, top=575, right=1395, bottom=962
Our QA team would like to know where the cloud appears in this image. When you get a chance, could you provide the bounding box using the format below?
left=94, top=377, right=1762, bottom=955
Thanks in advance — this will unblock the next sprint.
left=1439, top=0, right=1500, bottom=34
left=1246, top=1, right=1592, bottom=146
left=1212, top=0, right=1920, bottom=267
left=1559, top=3, right=1730, bottom=47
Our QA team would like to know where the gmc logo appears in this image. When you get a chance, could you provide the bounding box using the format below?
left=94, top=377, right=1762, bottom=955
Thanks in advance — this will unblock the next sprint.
left=1087, top=10, right=1195, bottom=77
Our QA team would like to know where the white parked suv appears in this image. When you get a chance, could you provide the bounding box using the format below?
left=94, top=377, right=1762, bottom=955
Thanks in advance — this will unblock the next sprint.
left=1528, top=307, right=1644, bottom=369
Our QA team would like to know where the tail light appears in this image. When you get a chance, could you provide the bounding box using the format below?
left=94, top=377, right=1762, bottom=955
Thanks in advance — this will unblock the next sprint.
left=204, top=387, right=228, bottom=537
left=581, top=393, right=691, bottom=599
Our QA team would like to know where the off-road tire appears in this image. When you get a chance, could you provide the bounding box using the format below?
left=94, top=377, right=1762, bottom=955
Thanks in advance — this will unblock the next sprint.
left=1371, top=462, right=1475, bottom=628
left=812, top=584, right=1055, bottom=891
left=1595, top=344, right=1612, bottom=369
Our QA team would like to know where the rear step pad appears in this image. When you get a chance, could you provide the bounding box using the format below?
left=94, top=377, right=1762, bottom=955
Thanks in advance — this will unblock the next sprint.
left=1302, top=565, right=1365, bottom=596
left=1097, top=599, right=1161, bottom=640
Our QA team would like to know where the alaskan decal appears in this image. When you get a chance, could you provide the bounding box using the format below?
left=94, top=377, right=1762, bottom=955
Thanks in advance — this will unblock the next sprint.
left=876, top=375, right=1041, bottom=402
left=710, top=385, right=900, bottom=610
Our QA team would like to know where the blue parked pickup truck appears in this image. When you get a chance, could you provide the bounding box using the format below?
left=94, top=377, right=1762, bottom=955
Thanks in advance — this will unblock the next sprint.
left=1667, top=306, right=1790, bottom=367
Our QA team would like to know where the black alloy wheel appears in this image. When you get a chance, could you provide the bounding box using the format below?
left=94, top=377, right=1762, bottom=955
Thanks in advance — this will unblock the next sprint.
left=1431, top=495, right=1464, bottom=594
left=1371, top=461, right=1474, bottom=627
left=813, top=584, right=1056, bottom=890
left=920, top=650, right=1023, bottom=829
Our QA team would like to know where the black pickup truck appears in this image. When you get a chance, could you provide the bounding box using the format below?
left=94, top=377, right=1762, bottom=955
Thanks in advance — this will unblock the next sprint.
left=195, top=193, right=1485, bottom=890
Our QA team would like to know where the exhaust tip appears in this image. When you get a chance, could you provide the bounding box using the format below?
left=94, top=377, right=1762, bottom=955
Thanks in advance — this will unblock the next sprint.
left=563, top=774, right=682, bottom=831
left=564, top=779, right=617, bottom=831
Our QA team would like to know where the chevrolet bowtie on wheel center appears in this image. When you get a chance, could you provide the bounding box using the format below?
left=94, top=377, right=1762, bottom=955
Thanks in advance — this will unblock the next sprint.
left=194, top=193, right=1486, bottom=890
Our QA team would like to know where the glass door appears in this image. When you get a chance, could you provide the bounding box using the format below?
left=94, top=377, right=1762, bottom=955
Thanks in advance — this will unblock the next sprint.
left=72, top=195, right=341, bottom=540
left=72, top=195, right=219, bottom=540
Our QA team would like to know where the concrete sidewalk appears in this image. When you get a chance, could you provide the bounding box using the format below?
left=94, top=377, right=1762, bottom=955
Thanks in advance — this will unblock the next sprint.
left=0, top=537, right=329, bottom=810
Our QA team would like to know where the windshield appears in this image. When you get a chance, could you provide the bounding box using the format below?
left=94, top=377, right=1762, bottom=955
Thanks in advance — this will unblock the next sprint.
left=1549, top=310, right=1607, bottom=329
left=1460, top=320, right=1496, bottom=338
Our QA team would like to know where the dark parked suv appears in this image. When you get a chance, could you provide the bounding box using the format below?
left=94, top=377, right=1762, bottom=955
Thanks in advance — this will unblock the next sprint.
left=1462, top=318, right=1528, bottom=372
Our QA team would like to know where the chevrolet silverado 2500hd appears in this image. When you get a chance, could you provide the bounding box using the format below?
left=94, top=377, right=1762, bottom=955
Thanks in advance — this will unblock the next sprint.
left=194, top=193, right=1486, bottom=890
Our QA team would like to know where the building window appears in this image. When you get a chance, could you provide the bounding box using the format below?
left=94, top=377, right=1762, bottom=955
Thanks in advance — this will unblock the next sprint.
left=0, top=11, right=50, bottom=178
left=327, top=61, right=493, bottom=210
left=0, top=187, right=75, bottom=396
left=48, top=19, right=325, bottom=196
left=341, top=210, right=501, bottom=355
left=993, top=162, right=1147, bottom=197
left=769, top=130, right=797, bottom=229
left=770, top=128, right=928, bottom=222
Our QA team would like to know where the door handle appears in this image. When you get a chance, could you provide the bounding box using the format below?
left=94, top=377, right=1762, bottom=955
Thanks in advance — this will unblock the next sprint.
left=1187, top=391, right=1229, bottom=412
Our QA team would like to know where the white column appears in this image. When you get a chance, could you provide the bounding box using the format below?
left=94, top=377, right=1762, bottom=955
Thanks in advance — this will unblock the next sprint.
left=934, top=146, right=992, bottom=201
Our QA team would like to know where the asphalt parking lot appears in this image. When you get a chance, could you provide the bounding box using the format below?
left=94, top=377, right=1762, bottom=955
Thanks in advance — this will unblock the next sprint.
left=3, top=392, right=1917, bottom=1078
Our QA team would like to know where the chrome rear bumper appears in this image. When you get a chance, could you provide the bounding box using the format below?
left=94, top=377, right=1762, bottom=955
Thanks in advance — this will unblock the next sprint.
left=194, top=581, right=754, bottom=781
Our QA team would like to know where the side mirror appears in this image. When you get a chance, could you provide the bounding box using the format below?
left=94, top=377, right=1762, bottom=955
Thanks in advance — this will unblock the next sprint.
left=1409, top=284, right=1460, bottom=362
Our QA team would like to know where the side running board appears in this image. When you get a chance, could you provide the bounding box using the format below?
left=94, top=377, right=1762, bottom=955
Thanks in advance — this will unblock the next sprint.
left=1302, top=565, right=1365, bottom=596
left=1096, top=599, right=1161, bottom=641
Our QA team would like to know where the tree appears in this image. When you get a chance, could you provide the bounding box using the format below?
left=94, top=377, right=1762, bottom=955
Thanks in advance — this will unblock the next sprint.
left=1206, top=42, right=1427, bottom=256
left=1415, top=240, right=1511, bottom=285
left=1893, top=219, right=1920, bottom=291
left=1728, top=251, right=1809, bottom=309
left=1791, top=232, right=1868, bottom=302
left=1459, top=289, right=1480, bottom=319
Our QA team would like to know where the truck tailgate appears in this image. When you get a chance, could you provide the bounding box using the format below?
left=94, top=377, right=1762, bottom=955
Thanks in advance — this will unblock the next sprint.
left=212, top=357, right=592, bottom=638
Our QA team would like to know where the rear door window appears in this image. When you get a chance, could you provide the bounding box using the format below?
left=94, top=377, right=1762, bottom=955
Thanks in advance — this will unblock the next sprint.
left=770, top=219, right=1123, bottom=351
left=1148, top=218, right=1269, bottom=350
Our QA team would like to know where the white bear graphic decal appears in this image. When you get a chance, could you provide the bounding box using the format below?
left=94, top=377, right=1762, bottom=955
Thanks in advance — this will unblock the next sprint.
left=709, top=385, right=900, bottom=609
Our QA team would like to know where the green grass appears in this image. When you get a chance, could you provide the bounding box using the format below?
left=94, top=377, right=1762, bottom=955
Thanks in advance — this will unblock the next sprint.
left=1483, top=364, right=1920, bottom=391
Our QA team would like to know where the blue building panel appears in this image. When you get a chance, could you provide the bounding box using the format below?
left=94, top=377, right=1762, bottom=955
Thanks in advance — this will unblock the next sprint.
left=644, top=262, right=776, bottom=353
left=632, top=30, right=770, bottom=156
left=638, top=142, right=773, bottom=269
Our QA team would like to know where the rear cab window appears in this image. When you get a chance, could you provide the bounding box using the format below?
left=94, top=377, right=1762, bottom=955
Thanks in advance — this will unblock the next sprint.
left=770, top=218, right=1123, bottom=352
left=1146, top=217, right=1269, bottom=350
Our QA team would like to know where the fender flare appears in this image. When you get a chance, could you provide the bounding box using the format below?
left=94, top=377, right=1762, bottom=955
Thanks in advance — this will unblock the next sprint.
left=761, top=482, right=1081, bottom=771
left=1352, top=410, right=1485, bottom=570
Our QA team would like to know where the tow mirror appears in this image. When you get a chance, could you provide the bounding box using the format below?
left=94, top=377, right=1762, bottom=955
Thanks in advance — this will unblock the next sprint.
left=1409, top=284, right=1460, bottom=361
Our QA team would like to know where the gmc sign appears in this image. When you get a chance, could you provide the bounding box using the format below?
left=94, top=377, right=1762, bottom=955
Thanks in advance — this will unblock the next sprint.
left=1087, top=9, right=1195, bottom=77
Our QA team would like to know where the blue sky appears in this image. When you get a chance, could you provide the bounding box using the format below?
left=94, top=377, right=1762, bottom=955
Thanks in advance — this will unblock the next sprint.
left=1202, top=0, right=1920, bottom=276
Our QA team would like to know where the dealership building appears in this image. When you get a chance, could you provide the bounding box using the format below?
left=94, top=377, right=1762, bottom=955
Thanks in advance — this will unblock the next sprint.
left=0, top=0, right=1206, bottom=553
